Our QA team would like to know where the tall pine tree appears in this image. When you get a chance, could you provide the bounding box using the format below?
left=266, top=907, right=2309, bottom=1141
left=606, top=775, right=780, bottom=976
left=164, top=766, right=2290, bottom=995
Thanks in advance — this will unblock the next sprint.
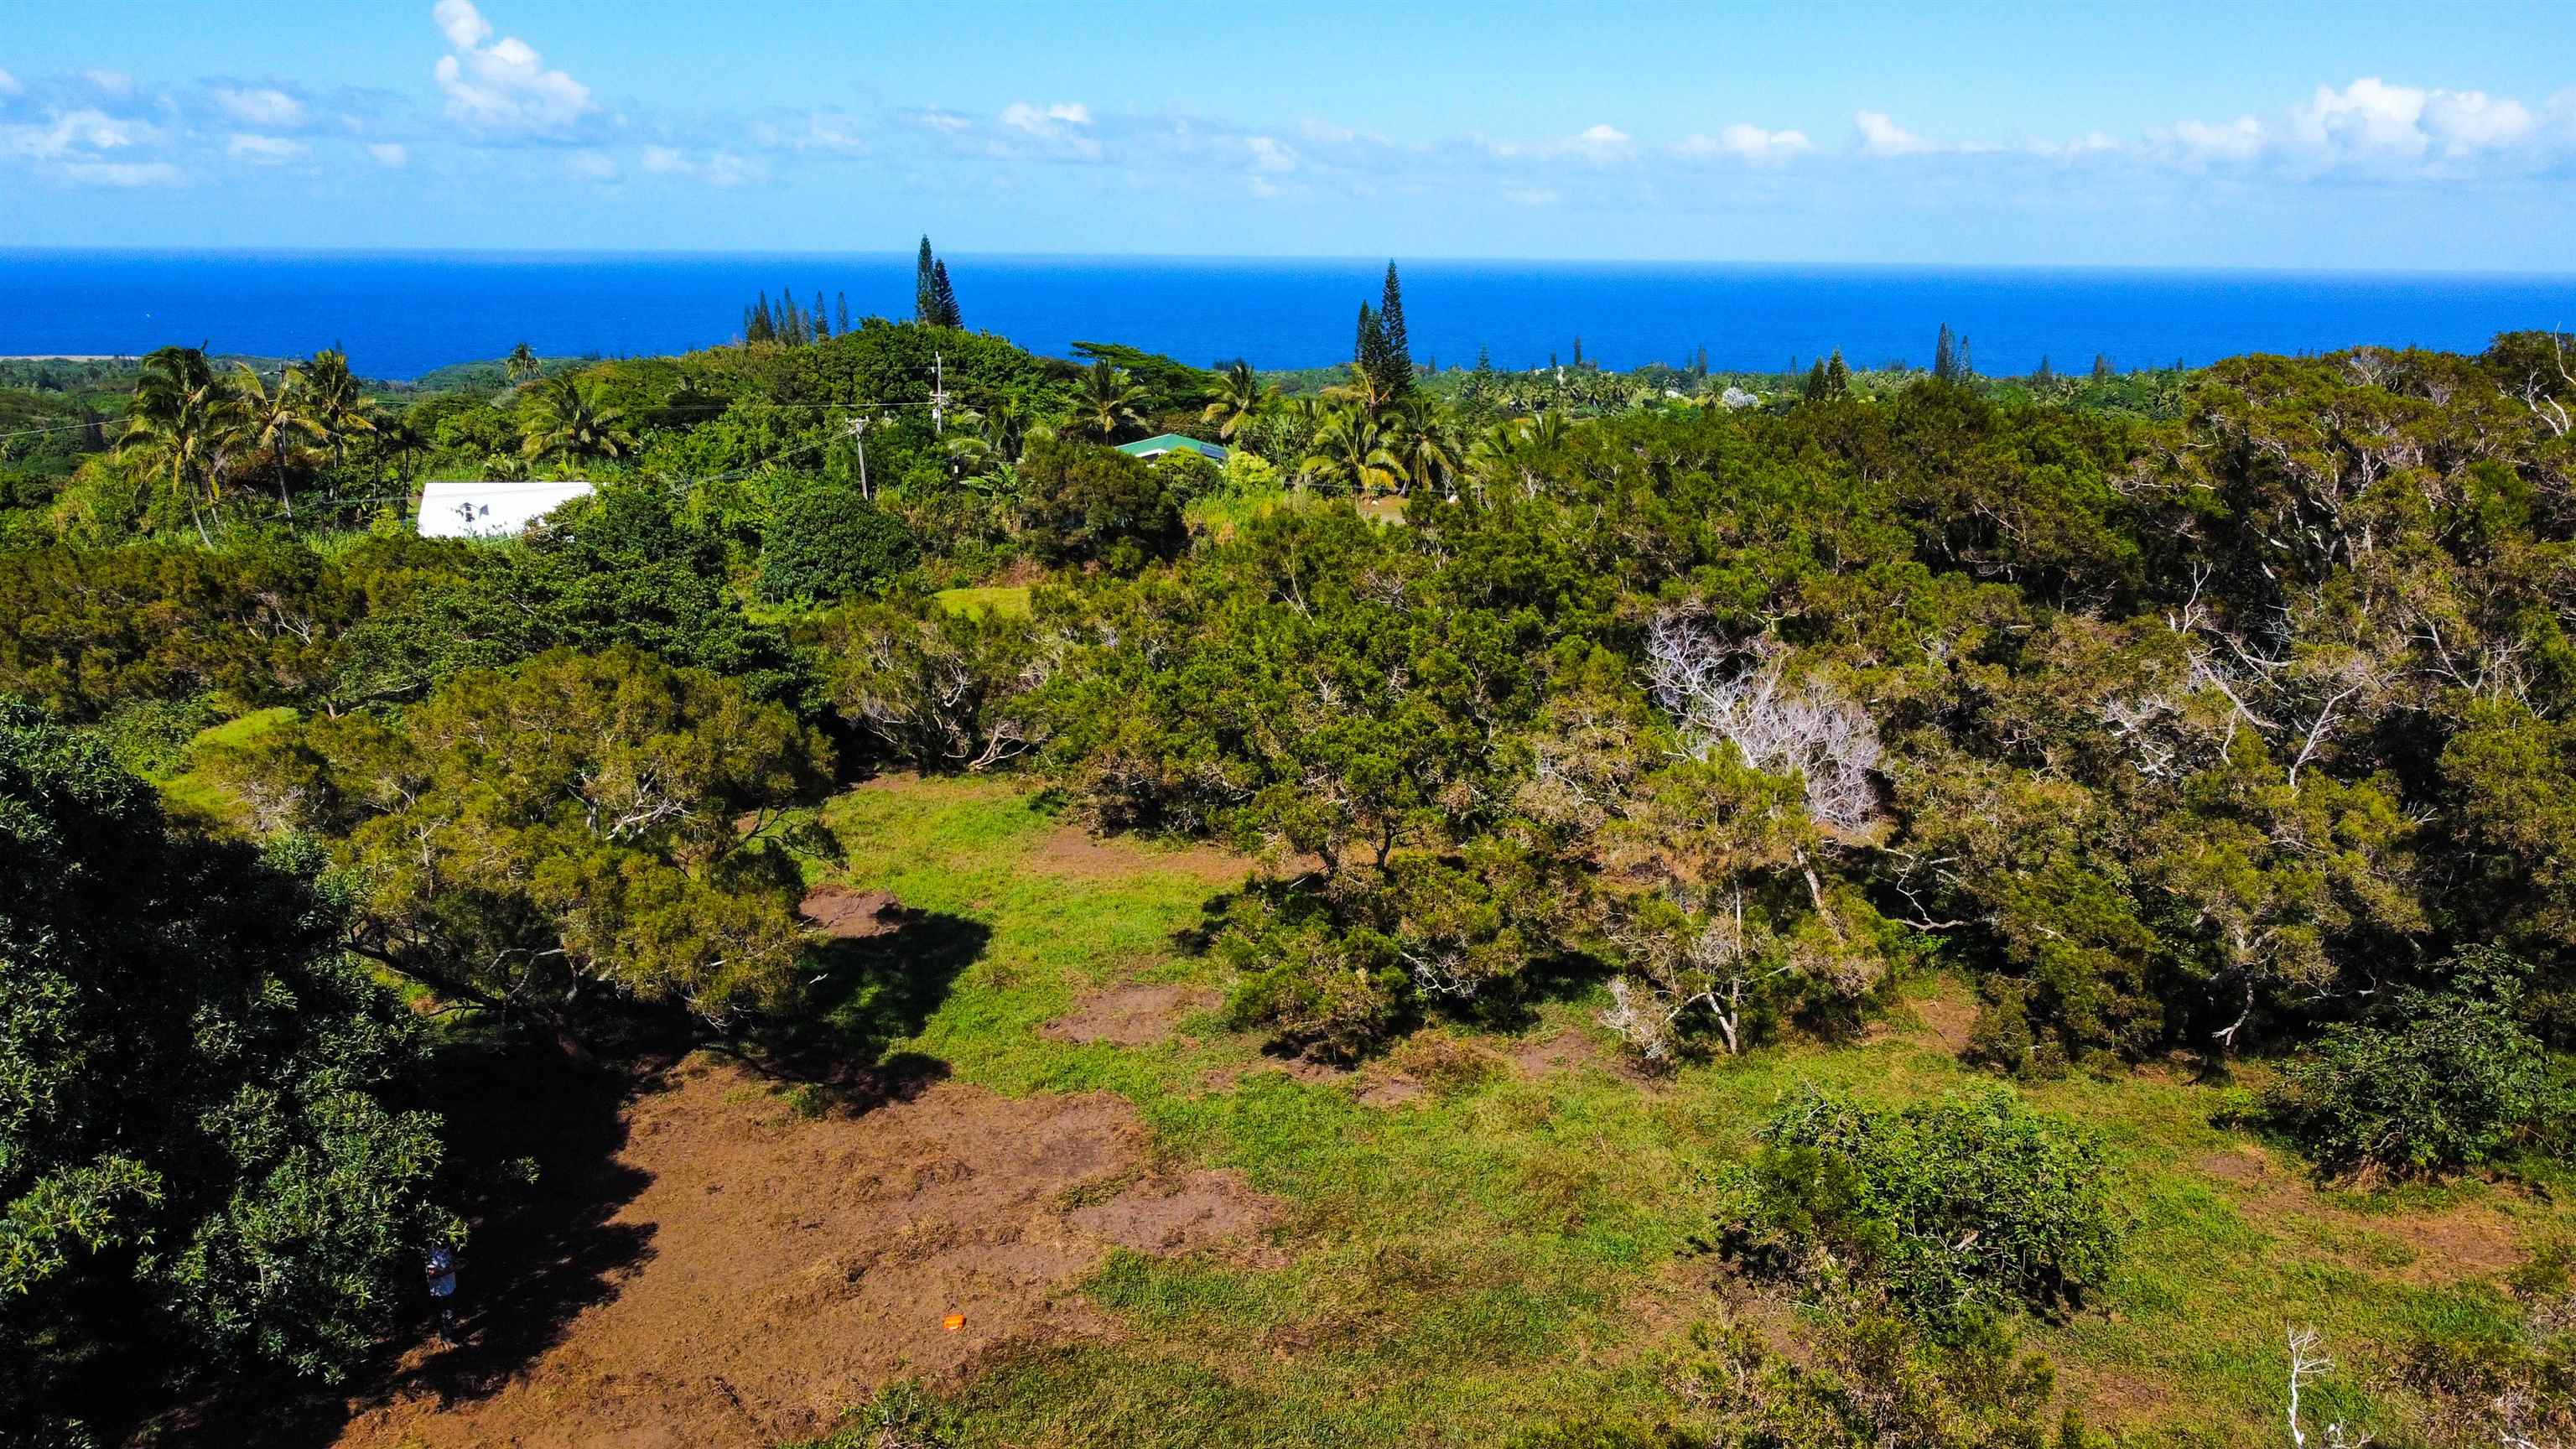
left=916, top=236, right=937, bottom=324
left=1826, top=349, right=1850, bottom=397
left=1932, top=323, right=1957, bottom=382
left=2090, top=352, right=2113, bottom=382
left=1377, top=261, right=1414, bottom=397
left=1354, top=302, right=1389, bottom=395
left=813, top=291, right=832, bottom=340
left=930, top=261, right=963, bottom=328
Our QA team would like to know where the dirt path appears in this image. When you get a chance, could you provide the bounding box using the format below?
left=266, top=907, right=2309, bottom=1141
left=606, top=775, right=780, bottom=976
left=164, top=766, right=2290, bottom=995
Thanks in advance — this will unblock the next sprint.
left=332, top=1062, right=1274, bottom=1449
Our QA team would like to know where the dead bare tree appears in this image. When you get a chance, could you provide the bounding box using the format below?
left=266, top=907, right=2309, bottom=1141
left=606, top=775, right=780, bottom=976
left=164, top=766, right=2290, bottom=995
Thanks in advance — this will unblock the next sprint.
left=2284, top=1326, right=2374, bottom=1449
left=1644, top=613, right=1882, bottom=830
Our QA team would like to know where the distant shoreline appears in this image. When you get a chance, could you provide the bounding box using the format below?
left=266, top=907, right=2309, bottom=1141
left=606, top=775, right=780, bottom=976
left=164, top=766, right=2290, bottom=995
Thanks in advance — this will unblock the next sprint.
left=0, top=354, right=132, bottom=361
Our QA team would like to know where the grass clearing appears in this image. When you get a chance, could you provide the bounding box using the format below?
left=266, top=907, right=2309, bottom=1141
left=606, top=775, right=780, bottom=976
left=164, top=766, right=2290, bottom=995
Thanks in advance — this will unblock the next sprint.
left=931, top=584, right=1033, bottom=619
left=805, top=775, right=2571, bottom=1446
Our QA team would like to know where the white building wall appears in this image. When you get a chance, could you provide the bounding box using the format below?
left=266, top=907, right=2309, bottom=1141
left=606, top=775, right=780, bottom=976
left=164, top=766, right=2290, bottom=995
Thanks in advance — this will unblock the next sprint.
left=416, top=480, right=595, bottom=539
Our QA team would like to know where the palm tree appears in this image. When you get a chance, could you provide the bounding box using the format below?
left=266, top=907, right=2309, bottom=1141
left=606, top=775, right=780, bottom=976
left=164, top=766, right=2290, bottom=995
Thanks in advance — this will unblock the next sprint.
left=506, top=341, right=541, bottom=383
left=1201, top=359, right=1270, bottom=442
left=1068, top=361, right=1146, bottom=442
left=1384, top=397, right=1463, bottom=499
left=116, top=345, right=239, bottom=543
left=231, top=361, right=321, bottom=517
left=300, top=348, right=377, bottom=471
left=1301, top=404, right=1402, bottom=496
left=520, top=375, right=636, bottom=465
left=371, top=413, right=428, bottom=485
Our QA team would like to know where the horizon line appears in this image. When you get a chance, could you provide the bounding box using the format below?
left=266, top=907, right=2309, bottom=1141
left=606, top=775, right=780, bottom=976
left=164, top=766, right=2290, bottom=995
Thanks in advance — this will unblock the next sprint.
left=2, top=245, right=2573, bottom=282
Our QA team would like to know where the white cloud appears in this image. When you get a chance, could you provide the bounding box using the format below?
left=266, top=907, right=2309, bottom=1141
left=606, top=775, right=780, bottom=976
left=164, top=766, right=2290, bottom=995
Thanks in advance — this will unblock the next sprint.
left=212, top=86, right=304, bottom=129
left=641, top=144, right=764, bottom=187
left=0, top=68, right=21, bottom=97
left=750, top=109, right=869, bottom=155
left=82, top=70, right=133, bottom=97
left=1854, top=111, right=1935, bottom=157
left=226, top=132, right=307, bottom=163
left=1576, top=122, right=1629, bottom=148
left=909, top=108, right=972, bottom=133
left=368, top=142, right=410, bottom=168
left=432, top=0, right=594, bottom=136
left=564, top=149, right=617, bottom=180
left=2158, top=77, right=2552, bottom=176
left=52, top=158, right=183, bottom=187
left=2168, top=115, right=2265, bottom=164
left=2, top=109, right=153, bottom=160
left=1676, top=123, right=1812, bottom=164
left=1245, top=135, right=1297, bottom=174
left=2423, top=89, right=2537, bottom=153
left=994, top=100, right=1101, bottom=158
left=2027, top=130, right=2120, bottom=160
left=1000, top=100, right=1093, bottom=133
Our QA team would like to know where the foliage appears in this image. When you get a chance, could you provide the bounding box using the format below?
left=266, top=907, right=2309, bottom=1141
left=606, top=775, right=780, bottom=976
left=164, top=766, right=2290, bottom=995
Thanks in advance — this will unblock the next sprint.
left=810, top=596, right=1047, bottom=771
left=2259, top=947, right=2568, bottom=1178
left=1017, top=436, right=1185, bottom=569
left=208, top=646, right=833, bottom=1030
left=759, top=481, right=919, bottom=605
left=0, top=704, right=456, bottom=1434
left=1716, top=1086, right=2122, bottom=1322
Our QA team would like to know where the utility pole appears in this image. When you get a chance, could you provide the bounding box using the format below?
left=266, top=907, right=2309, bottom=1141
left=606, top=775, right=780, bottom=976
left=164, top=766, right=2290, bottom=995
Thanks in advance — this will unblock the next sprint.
left=844, top=413, right=870, bottom=499
left=931, top=351, right=946, bottom=436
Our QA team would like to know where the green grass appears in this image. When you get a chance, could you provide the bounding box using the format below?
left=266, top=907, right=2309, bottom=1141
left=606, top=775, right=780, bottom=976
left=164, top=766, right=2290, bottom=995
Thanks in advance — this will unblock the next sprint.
left=805, top=776, right=2570, bottom=1447
left=931, top=584, right=1033, bottom=620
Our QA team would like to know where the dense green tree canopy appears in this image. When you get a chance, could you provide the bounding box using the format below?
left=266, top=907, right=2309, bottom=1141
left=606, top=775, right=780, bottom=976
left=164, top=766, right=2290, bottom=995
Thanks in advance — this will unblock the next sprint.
left=0, top=704, right=456, bottom=1436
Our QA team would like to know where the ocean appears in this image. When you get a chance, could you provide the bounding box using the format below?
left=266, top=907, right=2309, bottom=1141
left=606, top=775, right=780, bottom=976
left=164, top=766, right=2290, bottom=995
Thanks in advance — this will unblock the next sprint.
left=2, top=249, right=2572, bottom=382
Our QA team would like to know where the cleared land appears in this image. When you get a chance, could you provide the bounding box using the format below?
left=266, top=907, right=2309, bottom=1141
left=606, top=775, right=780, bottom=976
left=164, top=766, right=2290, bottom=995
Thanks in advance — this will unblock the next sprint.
left=325, top=774, right=2572, bottom=1447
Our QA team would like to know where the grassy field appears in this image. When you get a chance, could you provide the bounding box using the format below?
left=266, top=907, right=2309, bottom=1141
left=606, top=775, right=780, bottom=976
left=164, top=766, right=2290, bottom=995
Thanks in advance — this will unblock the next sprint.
left=794, top=775, right=2573, bottom=1447
left=930, top=584, right=1035, bottom=619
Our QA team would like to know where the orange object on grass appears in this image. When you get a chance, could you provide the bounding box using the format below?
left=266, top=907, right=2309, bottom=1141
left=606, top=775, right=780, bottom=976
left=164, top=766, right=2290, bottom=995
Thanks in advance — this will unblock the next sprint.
left=942, top=1313, right=965, bottom=1332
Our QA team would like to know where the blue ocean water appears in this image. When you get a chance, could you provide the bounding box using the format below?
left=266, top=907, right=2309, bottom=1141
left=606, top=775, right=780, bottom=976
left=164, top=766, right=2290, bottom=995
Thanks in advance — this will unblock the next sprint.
left=2, top=249, right=2572, bottom=382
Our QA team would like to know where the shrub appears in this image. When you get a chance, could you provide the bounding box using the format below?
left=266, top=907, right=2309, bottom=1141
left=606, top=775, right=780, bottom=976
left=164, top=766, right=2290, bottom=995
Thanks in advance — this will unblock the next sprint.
left=1215, top=884, right=1406, bottom=1062
left=760, top=482, right=919, bottom=605
left=0, top=704, right=460, bottom=1435
left=1716, top=1085, right=2122, bottom=1321
left=1525, top=1305, right=2075, bottom=1449
left=1018, top=437, right=1184, bottom=570
left=2262, top=948, right=2567, bottom=1179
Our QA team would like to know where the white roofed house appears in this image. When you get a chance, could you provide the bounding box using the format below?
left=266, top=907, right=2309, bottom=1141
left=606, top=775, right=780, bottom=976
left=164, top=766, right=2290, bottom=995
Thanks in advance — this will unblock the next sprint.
left=415, top=479, right=596, bottom=539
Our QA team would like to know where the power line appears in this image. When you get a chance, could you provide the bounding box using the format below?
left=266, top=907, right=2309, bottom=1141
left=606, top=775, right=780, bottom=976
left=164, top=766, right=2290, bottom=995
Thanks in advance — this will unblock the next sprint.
left=0, top=418, right=112, bottom=444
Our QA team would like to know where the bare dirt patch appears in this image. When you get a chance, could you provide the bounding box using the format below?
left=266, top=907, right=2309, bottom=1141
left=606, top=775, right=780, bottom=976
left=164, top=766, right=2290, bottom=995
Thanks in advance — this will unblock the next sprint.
left=1024, top=824, right=1256, bottom=886
left=331, top=1061, right=1278, bottom=1449
left=1910, top=991, right=1981, bottom=1054
left=2199, top=1141, right=2528, bottom=1285
left=1505, top=1028, right=1665, bottom=1087
left=799, top=884, right=899, bottom=940
left=1354, top=1073, right=1428, bottom=1109
left=1041, top=982, right=1219, bottom=1046
left=1068, top=1169, right=1280, bottom=1256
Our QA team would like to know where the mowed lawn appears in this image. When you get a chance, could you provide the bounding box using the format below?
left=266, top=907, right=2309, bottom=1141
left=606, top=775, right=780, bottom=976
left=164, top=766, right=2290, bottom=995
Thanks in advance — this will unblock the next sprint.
left=808, top=775, right=2573, bottom=1448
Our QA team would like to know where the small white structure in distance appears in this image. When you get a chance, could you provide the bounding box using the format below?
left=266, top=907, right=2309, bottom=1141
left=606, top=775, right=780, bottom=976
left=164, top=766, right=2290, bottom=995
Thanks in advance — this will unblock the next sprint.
left=416, top=480, right=595, bottom=539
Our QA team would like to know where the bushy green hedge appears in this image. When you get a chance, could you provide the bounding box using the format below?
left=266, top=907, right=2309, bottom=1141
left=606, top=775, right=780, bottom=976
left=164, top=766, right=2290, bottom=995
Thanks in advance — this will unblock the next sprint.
left=2262, top=948, right=2568, bottom=1179
left=1716, top=1085, right=2122, bottom=1321
left=759, top=481, right=919, bottom=605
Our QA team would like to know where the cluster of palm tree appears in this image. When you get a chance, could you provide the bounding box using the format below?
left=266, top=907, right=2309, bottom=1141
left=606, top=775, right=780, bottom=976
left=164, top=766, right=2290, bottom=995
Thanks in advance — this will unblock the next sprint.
left=1195, top=357, right=1472, bottom=499
left=114, top=345, right=379, bottom=538
left=517, top=374, right=635, bottom=465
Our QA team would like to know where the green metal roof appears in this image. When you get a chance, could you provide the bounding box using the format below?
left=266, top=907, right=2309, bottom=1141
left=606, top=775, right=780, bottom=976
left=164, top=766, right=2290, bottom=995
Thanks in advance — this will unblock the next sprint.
left=1115, top=434, right=1230, bottom=462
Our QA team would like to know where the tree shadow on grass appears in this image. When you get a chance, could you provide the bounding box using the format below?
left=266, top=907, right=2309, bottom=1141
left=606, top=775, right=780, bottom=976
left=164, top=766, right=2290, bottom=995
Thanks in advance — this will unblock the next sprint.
left=726, top=907, right=990, bottom=1109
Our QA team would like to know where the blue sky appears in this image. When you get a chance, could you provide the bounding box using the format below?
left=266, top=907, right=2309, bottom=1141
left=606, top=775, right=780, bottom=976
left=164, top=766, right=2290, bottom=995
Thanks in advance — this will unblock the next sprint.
left=5, top=0, right=2575, bottom=268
